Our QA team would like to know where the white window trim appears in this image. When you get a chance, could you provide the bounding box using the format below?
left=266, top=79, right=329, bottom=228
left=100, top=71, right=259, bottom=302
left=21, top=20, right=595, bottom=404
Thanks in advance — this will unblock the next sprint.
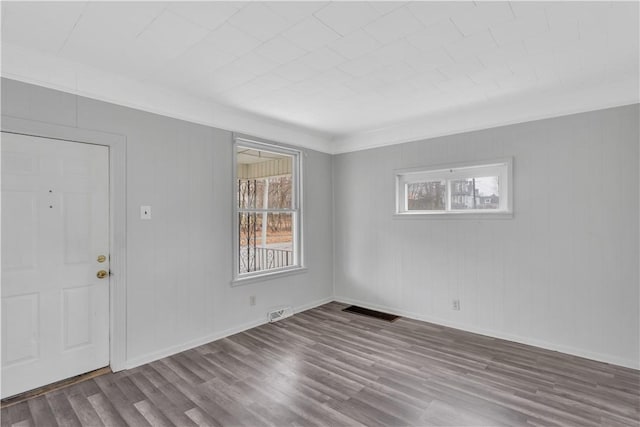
left=232, top=136, right=305, bottom=285
left=394, top=158, right=513, bottom=219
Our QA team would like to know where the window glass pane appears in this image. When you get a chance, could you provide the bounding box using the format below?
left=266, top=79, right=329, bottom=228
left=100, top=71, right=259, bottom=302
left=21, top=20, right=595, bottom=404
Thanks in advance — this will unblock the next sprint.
left=450, top=176, right=500, bottom=210
left=236, top=147, right=293, bottom=209
left=407, top=181, right=446, bottom=210
left=237, top=179, right=263, bottom=209
left=239, top=212, right=294, bottom=274
left=266, top=175, right=293, bottom=209
left=237, top=176, right=293, bottom=209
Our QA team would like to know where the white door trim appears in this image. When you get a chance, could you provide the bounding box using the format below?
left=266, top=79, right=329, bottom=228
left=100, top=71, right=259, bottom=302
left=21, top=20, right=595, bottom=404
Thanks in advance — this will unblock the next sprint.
left=1, top=116, right=127, bottom=372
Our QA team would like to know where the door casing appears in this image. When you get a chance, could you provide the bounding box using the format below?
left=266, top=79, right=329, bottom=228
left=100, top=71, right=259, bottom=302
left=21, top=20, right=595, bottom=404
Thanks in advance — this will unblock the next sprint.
left=1, top=116, right=127, bottom=372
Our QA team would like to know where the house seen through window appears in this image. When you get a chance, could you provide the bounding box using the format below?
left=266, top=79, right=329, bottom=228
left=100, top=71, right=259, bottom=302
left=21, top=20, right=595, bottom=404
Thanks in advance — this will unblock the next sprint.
left=397, top=160, right=511, bottom=215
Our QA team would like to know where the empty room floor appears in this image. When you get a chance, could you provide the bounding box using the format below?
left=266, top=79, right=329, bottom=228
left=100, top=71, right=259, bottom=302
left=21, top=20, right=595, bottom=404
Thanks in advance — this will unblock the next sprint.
left=2, top=302, right=638, bottom=427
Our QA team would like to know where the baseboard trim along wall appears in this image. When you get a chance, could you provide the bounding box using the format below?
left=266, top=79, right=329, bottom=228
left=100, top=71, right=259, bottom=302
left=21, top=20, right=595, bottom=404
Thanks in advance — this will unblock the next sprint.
left=123, top=296, right=333, bottom=370
left=334, top=296, right=639, bottom=370
left=125, top=294, right=638, bottom=372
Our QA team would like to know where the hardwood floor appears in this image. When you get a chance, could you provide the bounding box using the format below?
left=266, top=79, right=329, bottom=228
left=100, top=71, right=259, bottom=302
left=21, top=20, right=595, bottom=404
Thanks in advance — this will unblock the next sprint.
left=2, top=302, right=638, bottom=426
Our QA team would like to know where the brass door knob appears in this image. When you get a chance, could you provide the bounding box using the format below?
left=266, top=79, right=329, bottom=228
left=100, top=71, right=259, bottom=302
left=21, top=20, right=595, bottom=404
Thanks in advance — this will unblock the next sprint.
left=97, top=255, right=106, bottom=263
left=97, top=270, right=108, bottom=279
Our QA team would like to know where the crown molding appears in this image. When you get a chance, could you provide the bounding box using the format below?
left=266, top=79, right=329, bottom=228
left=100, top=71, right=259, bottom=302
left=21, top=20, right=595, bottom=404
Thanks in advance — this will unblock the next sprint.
left=2, top=43, right=638, bottom=156
left=1, top=43, right=334, bottom=154
left=330, top=78, right=640, bottom=154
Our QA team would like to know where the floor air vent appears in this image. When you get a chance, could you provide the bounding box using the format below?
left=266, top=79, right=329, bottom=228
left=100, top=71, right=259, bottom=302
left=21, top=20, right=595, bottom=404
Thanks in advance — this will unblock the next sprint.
left=268, top=307, right=293, bottom=323
left=342, top=305, right=400, bottom=322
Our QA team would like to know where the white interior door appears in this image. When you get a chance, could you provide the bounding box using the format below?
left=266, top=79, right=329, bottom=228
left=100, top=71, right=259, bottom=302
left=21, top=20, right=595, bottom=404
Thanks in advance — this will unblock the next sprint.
left=1, top=132, right=110, bottom=399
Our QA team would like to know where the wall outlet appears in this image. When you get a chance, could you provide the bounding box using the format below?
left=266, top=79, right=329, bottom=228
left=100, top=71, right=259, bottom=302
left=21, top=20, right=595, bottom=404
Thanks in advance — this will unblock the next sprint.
left=452, top=299, right=460, bottom=311
left=249, top=295, right=256, bottom=306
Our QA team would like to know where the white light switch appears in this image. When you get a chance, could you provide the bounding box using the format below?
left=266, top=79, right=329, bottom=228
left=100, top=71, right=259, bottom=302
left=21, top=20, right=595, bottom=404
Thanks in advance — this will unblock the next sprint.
left=140, top=206, right=152, bottom=220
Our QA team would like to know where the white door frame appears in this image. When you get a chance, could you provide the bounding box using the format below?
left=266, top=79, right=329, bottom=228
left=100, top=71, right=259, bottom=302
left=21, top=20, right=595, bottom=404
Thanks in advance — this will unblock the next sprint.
left=1, top=116, right=127, bottom=372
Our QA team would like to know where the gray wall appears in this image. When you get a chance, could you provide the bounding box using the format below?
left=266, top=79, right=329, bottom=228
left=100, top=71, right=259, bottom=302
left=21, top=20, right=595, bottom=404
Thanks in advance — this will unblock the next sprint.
left=1, top=78, right=334, bottom=367
left=333, top=104, right=640, bottom=368
left=3, top=77, right=638, bottom=370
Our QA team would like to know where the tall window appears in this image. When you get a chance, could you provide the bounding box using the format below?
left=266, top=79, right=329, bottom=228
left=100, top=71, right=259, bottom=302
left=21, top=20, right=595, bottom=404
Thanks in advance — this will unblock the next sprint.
left=234, top=138, right=302, bottom=280
left=396, top=159, right=512, bottom=216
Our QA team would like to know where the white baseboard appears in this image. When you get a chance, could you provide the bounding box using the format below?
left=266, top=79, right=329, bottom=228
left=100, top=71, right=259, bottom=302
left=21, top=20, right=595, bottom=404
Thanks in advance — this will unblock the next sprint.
left=294, top=296, right=333, bottom=314
left=334, top=295, right=639, bottom=370
left=123, top=318, right=266, bottom=370
left=122, top=296, right=333, bottom=371
left=121, top=294, right=637, bottom=371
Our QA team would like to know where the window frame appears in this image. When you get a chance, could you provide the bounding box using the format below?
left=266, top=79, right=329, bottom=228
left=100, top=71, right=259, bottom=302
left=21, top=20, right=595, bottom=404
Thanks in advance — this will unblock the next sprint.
left=232, top=136, right=305, bottom=285
left=394, top=158, right=513, bottom=219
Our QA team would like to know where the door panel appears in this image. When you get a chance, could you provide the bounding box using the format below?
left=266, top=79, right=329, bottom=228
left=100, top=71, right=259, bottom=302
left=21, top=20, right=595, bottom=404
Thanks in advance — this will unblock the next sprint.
left=1, top=132, right=110, bottom=398
left=2, top=192, right=38, bottom=271
left=63, top=192, right=92, bottom=264
left=2, top=294, right=39, bottom=365
left=62, top=286, right=92, bottom=350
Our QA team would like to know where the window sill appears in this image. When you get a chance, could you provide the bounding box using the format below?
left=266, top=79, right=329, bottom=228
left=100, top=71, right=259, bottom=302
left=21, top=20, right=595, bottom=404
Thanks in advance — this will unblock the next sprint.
left=393, top=211, right=513, bottom=220
left=231, top=266, right=308, bottom=286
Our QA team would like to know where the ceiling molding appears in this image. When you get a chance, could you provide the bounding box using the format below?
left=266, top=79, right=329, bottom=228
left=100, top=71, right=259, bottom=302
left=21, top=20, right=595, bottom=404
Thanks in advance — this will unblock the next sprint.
left=1, top=43, right=334, bottom=154
left=330, top=78, right=640, bottom=154
left=2, top=43, right=638, bottom=156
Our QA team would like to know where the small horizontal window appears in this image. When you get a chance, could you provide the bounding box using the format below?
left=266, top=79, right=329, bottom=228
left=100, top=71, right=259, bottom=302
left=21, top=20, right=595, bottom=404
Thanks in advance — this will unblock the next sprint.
left=395, top=159, right=512, bottom=216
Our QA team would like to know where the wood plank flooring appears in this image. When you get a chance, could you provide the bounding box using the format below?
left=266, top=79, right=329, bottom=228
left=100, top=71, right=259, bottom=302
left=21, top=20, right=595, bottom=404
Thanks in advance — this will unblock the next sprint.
left=2, top=302, right=638, bottom=426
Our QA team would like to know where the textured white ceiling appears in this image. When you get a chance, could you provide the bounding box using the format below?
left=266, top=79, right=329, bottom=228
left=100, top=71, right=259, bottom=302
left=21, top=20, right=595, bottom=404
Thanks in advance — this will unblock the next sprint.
left=1, top=1, right=638, bottom=153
